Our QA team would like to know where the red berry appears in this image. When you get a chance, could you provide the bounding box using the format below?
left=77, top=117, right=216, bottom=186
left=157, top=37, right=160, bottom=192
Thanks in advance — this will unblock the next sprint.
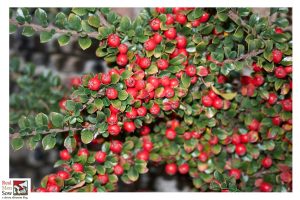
left=106, top=88, right=118, bottom=100
left=78, top=148, right=89, bottom=156
left=109, top=104, right=119, bottom=114
left=140, top=125, right=151, bottom=136
left=107, top=34, right=120, bottom=48
left=59, top=98, right=67, bottom=110
left=199, top=12, right=210, bottom=23
left=212, top=97, right=223, bottom=110
left=284, top=66, right=292, bottom=74
left=95, top=151, right=107, bottom=163
left=252, top=74, right=264, bottom=87
left=123, top=121, right=136, bottom=133
left=88, top=77, right=101, bottom=91
left=149, top=103, right=160, bottom=115
left=229, top=169, right=241, bottom=180
left=97, top=174, right=109, bottom=185
left=72, top=163, right=84, bottom=172
left=232, top=133, right=241, bottom=145
left=235, top=144, right=247, bottom=156
left=252, top=63, right=262, bottom=72
left=157, top=59, right=169, bottom=70
left=261, top=157, right=272, bottom=168
left=156, top=7, right=166, bottom=13
left=118, top=44, right=128, bottom=54
left=217, top=75, right=227, bottom=84
left=178, top=163, right=189, bottom=174
left=136, top=150, right=149, bottom=161
left=70, top=76, right=82, bottom=87
left=274, top=66, right=287, bottom=78
left=169, top=78, right=179, bottom=88
left=116, top=54, right=128, bottom=67
left=47, top=174, right=57, bottom=185
left=202, top=95, right=213, bottom=107
left=127, top=88, right=138, bottom=98
left=164, top=28, right=177, bottom=40
left=150, top=18, right=161, bottom=31
left=46, top=184, right=60, bottom=192
left=281, top=98, right=292, bottom=112
left=36, top=187, right=47, bottom=192
left=125, top=76, right=136, bottom=88
left=137, top=106, right=147, bottom=117
left=185, top=65, right=197, bottom=77
left=166, top=14, right=175, bottom=25
left=108, top=124, right=121, bottom=136
left=198, top=66, right=209, bottom=77
left=153, top=33, right=163, bottom=44
left=260, top=182, right=273, bottom=192
left=165, top=163, right=177, bottom=175
left=57, top=170, right=70, bottom=180
left=268, top=93, right=277, bottom=105
left=183, top=132, right=192, bottom=140
left=272, top=49, right=283, bottom=64
left=199, top=152, right=208, bottom=162
left=176, top=35, right=187, bottom=49
left=113, top=165, right=124, bottom=175
left=147, top=76, right=160, bottom=88
left=110, top=140, right=123, bottom=154
left=59, top=149, right=71, bottom=161
left=275, top=27, right=283, bottom=34
left=248, top=119, right=260, bottom=131
left=240, top=134, right=249, bottom=143
left=175, top=14, right=187, bottom=25
left=139, top=57, right=151, bottom=69
left=144, top=38, right=157, bottom=51
left=172, top=7, right=183, bottom=14
left=107, top=114, right=118, bottom=125
left=165, top=128, right=176, bottom=140
left=101, top=73, right=111, bottom=84
left=164, top=87, right=175, bottom=98
left=191, top=19, right=201, bottom=27
left=126, top=107, right=138, bottom=119
left=143, top=141, right=153, bottom=152
left=272, top=116, right=282, bottom=126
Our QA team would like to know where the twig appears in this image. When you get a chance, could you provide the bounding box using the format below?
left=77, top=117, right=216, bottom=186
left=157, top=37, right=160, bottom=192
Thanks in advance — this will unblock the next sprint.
left=9, top=127, right=83, bottom=139
left=9, top=19, right=100, bottom=39
left=223, top=49, right=264, bottom=64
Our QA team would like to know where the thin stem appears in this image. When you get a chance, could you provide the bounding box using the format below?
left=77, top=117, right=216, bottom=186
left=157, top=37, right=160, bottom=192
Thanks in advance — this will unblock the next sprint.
left=223, top=49, right=264, bottom=64
left=10, top=19, right=100, bottom=39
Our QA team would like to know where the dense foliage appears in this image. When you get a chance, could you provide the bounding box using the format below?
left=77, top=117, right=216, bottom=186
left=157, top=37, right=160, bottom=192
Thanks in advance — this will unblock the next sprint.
left=9, top=7, right=292, bottom=192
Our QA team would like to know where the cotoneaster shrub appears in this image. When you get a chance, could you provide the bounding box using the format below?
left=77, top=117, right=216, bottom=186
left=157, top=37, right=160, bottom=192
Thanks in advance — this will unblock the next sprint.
left=9, top=7, right=292, bottom=192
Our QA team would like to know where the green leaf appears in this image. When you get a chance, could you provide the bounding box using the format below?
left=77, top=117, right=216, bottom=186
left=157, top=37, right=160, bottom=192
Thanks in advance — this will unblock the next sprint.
left=9, top=24, right=17, bottom=34
left=64, top=136, right=76, bottom=152
left=22, top=26, right=35, bottom=37
left=145, top=64, right=158, bottom=75
left=81, top=129, right=94, bottom=144
left=170, top=54, right=186, bottom=66
left=119, top=16, right=131, bottom=32
left=88, top=14, right=100, bottom=28
left=58, top=34, right=70, bottom=46
left=34, top=8, right=48, bottom=27
left=18, top=116, right=30, bottom=129
left=40, top=31, right=54, bottom=43
left=187, top=8, right=203, bottom=21
left=211, top=86, right=237, bottom=100
left=49, top=112, right=64, bottom=128
left=55, top=12, right=67, bottom=28
left=181, top=73, right=191, bottom=88
left=68, top=13, right=82, bottom=31
left=127, top=167, right=139, bottom=182
left=72, top=8, right=87, bottom=16
left=11, top=138, right=24, bottom=151
left=121, top=70, right=133, bottom=80
left=42, top=134, right=56, bottom=150
left=35, top=113, right=48, bottom=127
left=78, top=37, right=92, bottom=50
left=118, top=90, right=128, bottom=101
